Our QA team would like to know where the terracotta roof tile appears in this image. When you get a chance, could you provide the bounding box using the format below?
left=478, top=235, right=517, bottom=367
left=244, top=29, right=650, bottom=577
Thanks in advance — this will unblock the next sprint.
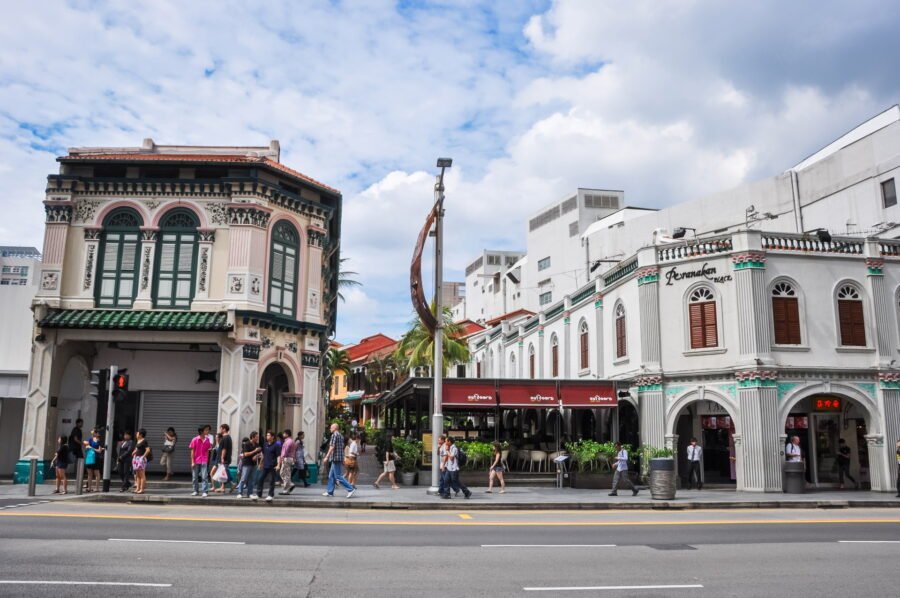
left=346, top=333, right=397, bottom=362
left=61, top=153, right=340, bottom=195
left=484, top=308, right=535, bottom=328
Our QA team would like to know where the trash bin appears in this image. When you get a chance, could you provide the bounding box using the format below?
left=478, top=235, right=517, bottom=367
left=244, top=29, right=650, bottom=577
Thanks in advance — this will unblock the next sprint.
left=783, top=461, right=806, bottom=493
left=649, top=458, right=677, bottom=500
left=305, top=463, right=318, bottom=486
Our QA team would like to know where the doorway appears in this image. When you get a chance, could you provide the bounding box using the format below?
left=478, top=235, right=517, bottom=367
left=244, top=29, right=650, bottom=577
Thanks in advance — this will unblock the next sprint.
left=259, top=363, right=290, bottom=434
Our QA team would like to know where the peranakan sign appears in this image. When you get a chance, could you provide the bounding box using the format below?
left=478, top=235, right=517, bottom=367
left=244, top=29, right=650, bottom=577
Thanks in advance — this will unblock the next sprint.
left=665, top=262, right=732, bottom=286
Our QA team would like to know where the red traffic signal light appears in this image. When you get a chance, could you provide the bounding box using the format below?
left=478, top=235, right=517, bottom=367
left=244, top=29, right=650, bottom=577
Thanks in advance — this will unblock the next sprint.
left=113, top=373, right=129, bottom=393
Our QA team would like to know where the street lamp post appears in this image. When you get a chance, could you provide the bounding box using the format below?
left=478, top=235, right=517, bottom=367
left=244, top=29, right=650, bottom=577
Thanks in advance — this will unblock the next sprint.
left=429, top=157, right=452, bottom=495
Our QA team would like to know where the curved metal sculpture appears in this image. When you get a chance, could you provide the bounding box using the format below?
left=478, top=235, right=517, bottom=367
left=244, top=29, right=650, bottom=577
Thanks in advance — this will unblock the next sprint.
left=410, top=201, right=439, bottom=335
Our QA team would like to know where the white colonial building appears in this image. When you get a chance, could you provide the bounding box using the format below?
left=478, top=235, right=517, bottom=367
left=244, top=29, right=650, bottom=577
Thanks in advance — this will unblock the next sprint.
left=17, top=140, right=341, bottom=479
left=457, top=107, right=900, bottom=492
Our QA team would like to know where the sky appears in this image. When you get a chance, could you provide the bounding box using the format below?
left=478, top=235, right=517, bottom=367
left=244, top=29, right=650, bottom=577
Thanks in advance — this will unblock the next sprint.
left=2, top=0, right=899, bottom=344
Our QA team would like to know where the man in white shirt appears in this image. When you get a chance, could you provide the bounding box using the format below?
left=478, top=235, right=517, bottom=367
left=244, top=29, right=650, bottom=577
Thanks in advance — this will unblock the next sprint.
left=785, top=436, right=803, bottom=462
left=609, top=442, right=639, bottom=497
left=686, top=437, right=703, bottom=490
left=440, top=437, right=471, bottom=500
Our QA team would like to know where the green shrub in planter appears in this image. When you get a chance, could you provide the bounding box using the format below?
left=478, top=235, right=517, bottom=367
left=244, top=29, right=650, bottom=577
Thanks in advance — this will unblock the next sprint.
left=457, top=441, right=494, bottom=470
left=392, top=437, right=422, bottom=473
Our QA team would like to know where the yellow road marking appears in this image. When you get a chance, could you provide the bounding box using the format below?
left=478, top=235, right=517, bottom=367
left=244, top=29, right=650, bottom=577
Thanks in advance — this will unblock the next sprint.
left=459, top=514, right=472, bottom=520
left=1, top=512, right=899, bottom=527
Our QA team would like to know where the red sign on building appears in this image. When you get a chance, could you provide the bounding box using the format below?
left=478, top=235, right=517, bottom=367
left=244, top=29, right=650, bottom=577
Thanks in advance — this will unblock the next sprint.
left=441, top=381, right=496, bottom=409
left=497, top=381, right=558, bottom=408
left=559, top=381, right=617, bottom=408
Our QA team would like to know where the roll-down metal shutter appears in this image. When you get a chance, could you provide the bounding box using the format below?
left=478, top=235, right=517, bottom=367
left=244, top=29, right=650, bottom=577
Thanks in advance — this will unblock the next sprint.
left=139, top=391, right=218, bottom=475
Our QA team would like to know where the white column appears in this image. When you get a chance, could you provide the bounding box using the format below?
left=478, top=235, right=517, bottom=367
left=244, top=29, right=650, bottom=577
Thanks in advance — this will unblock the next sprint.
left=880, top=386, right=900, bottom=493
left=301, top=356, right=322, bottom=463
left=593, top=291, right=604, bottom=379
left=736, top=373, right=781, bottom=492
left=638, top=378, right=665, bottom=448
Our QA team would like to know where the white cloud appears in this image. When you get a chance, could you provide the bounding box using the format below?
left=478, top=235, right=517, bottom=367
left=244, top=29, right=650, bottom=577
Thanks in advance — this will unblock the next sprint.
left=0, top=1, right=898, bottom=341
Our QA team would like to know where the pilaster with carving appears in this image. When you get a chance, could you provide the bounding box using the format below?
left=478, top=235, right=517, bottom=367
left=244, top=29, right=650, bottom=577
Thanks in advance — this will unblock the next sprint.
left=79, top=227, right=102, bottom=303
left=37, top=199, right=74, bottom=304
left=133, top=228, right=158, bottom=309
left=194, top=228, right=215, bottom=303
left=732, top=249, right=773, bottom=364
left=301, top=365, right=322, bottom=461
left=226, top=204, right=270, bottom=309
left=218, top=342, right=260, bottom=446
left=865, top=250, right=893, bottom=363
left=304, top=227, right=326, bottom=324
left=636, top=246, right=661, bottom=370
left=877, top=376, right=900, bottom=492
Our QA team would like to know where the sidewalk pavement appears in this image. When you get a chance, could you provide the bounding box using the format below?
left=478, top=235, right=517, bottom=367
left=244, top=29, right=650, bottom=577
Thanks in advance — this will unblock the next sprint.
left=55, top=483, right=900, bottom=510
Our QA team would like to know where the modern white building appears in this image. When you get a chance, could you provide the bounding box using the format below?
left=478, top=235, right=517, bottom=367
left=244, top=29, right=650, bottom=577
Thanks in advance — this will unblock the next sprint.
left=459, top=250, right=526, bottom=324
left=457, top=106, right=900, bottom=493
left=16, top=139, right=341, bottom=481
left=0, top=247, right=40, bottom=477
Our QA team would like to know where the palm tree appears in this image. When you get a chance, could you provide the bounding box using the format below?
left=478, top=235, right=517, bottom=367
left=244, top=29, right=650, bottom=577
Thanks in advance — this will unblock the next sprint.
left=367, top=353, right=401, bottom=393
left=394, top=303, right=470, bottom=377
left=324, top=347, right=351, bottom=395
left=337, top=257, right=361, bottom=302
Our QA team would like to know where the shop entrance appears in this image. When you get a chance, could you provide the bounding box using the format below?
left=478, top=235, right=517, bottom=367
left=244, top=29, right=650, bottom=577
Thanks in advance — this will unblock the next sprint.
left=260, top=363, right=290, bottom=434
left=786, top=394, right=870, bottom=489
left=673, top=399, right=737, bottom=487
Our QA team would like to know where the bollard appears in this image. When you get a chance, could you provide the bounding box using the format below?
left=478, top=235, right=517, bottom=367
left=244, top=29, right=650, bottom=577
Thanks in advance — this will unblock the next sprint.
left=27, top=458, right=38, bottom=497
left=75, top=458, right=85, bottom=496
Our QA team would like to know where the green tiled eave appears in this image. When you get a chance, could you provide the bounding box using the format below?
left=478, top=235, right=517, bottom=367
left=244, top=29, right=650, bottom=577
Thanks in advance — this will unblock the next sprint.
left=39, top=309, right=232, bottom=332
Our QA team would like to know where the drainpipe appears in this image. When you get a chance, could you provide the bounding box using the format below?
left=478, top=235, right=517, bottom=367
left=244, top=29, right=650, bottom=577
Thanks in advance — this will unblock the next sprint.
left=790, top=170, right=804, bottom=233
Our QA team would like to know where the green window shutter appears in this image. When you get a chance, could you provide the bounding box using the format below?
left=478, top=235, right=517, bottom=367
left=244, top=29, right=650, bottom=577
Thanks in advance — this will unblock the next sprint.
left=96, top=210, right=142, bottom=308
left=154, top=211, right=198, bottom=309
left=268, top=223, right=300, bottom=318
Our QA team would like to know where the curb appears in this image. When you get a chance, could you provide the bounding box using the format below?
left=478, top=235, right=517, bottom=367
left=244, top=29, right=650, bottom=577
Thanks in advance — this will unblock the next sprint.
left=77, top=493, right=900, bottom=511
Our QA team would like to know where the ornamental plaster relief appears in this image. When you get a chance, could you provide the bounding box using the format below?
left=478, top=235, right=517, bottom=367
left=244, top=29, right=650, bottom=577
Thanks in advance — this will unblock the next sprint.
left=74, top=199, right=102, bottom=223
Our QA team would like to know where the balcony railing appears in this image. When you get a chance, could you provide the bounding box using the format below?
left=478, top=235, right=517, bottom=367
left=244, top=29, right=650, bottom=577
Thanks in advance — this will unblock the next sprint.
left=761, top=233, right=864, bottom=255
left=602, top=257, right=638, bottom=287
left=657, top=236, right=733, bottom=263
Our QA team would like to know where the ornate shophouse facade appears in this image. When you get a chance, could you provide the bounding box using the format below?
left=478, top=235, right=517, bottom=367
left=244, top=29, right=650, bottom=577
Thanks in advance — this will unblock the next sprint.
left=17, top=140, right=341, bottom=478
left=459, top=230, right=900, bottom=492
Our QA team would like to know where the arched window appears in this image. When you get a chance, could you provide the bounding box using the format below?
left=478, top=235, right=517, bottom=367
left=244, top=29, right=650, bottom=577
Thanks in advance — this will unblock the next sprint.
left=772, top=282, right=801, bottom=345
left=550, top=334, right=559, bottom=378
left=579, top=320, right=589, bottom=370
left=688, top=287, right=718, bottom=349
left=509, top=353, right=517, bottom=378
left=154, top=209, right=199, bottom=309
left=97, top=208, right=142, bottom=308
left=476, top=360, right=482, bottom=379
left=615, top=303, right=627, bottom=359
left=837, top=284, right=866, bottom=346
left=528, top=344, right=536, bottom=379
left=269, top=221, right=300, bottom=317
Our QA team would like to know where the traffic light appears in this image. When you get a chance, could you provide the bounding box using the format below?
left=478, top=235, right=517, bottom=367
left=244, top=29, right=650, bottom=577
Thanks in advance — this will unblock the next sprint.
left=89, top=369, right=108, bottom=403
left=112, top=372, right=129, bottom=402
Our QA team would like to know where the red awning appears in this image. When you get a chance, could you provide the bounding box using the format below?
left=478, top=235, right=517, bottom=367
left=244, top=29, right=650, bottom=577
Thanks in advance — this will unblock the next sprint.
left=442, top=381, right=497, bottom=409
left=497, top=381, right=559, bottom=408
left=559, top=381, right=617, bottom=408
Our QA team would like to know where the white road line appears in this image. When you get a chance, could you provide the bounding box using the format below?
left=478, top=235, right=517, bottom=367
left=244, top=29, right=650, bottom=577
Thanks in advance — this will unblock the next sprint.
left=108, top=538, right=245, bottom=545
left=838, top=540, right=900, bottom=544
left=524, top=584, right=703, bottom=592
left=481, top=544, right=616, bottom=548
left=0, top=581, right=172, bottom=588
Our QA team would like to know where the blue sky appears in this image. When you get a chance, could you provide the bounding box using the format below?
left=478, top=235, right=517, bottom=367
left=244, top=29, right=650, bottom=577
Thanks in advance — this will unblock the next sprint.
left=1, top=0, right=899, bottom=343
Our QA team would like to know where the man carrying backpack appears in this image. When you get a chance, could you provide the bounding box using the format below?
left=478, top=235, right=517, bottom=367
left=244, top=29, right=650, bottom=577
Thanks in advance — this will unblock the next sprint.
left=441, top=437, right=471, bottom=499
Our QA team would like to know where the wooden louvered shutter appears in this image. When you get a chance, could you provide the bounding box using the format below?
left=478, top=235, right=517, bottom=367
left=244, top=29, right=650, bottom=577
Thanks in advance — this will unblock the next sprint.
left=615, top=316, right=626, bottom=358
left=838, top=300, right=866, bottom=346
left=529, top=354, right=535, bottom=379
left=690, top=301, right=718, bottom=349
left=580, top=330, right=589, bottom=370
left=551, top=344, right=559, bottom=377
left=773, top=297, right=801, bottom=345
left=702, top=301, right=717, bottom=348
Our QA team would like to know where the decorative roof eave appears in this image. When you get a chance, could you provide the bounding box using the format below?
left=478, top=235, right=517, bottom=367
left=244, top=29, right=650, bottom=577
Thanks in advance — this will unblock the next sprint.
left=235, top=310, right=327, bottom=335
left=38, top=309, right=231, bottom=332
left=57, top=154, right=341, bottom=198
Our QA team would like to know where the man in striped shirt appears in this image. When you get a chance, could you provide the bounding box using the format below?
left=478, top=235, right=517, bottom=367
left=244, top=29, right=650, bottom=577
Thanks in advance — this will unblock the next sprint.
left=322, top=423, right=355, bottom=498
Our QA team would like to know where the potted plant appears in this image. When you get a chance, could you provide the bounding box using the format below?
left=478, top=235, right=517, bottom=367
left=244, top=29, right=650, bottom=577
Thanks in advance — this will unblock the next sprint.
left=457, top=440, right=494, bottom=486
left=392, top=437, right=422, bottom=486
left=638, top=445, right=675, bottom=499
left=564, top=440, right=619, bottom=488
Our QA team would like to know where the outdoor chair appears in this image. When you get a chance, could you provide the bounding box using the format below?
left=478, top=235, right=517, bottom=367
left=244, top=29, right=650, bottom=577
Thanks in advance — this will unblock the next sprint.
left=529, top=449, right=548, bottom=472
